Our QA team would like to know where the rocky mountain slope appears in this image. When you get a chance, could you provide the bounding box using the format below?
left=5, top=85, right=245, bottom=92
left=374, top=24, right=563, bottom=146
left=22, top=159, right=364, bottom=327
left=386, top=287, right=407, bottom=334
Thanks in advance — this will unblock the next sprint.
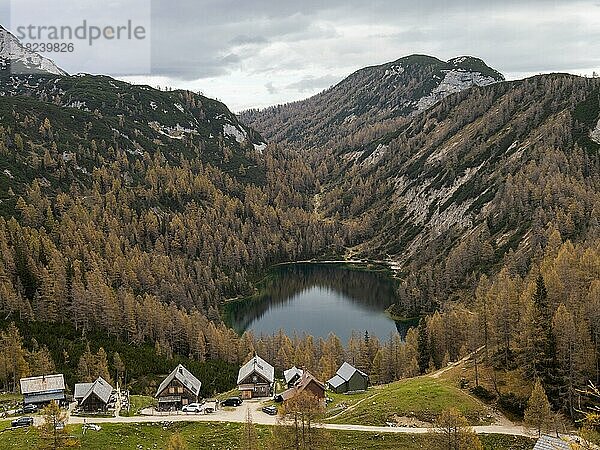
left=239, top=55, right=504, bottom=150
left=320, top=73, right=600, bottom=312
left=0, top=25, right=66, bottom=76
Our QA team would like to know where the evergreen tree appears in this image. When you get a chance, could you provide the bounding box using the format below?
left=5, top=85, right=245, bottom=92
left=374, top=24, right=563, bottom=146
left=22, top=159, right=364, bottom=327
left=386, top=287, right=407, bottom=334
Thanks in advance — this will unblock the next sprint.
left=528, top=275, right=559, bottom=403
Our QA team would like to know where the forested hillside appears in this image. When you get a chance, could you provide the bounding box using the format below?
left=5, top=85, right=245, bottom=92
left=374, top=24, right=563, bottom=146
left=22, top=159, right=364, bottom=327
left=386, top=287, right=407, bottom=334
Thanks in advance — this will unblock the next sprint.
left=244, top=69, right=600, bottom=420
left=0, top=36, right=599, bottom=427
left=0, top=71, right=346, bottom=390
left=319, top=74, right=600, bottom=314
left=240, top=55, right=503, bottom=151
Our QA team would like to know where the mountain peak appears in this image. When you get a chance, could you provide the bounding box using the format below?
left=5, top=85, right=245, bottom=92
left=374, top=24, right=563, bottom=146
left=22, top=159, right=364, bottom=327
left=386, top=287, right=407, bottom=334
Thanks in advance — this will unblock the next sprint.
left=447, top=55, right=504, bottom=81
left=240, top=54, right=504, bottom=150
left=0, top=24, right=67, bottom=76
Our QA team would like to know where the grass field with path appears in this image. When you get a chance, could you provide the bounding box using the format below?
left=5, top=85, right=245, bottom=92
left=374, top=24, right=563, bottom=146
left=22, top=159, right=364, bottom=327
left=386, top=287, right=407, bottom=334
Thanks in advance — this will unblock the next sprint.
left=326, top=377, right=490, bottom=426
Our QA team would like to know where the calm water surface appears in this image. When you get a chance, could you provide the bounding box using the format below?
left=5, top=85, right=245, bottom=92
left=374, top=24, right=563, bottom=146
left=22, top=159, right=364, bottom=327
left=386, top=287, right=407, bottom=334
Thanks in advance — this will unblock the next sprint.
left=223, top=263, right=414, bottom=342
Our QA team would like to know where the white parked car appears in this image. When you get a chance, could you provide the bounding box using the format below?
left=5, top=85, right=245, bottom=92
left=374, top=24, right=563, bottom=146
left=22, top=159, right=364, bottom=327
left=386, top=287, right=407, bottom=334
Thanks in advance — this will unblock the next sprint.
left=182, top=403, right=203, bottom=413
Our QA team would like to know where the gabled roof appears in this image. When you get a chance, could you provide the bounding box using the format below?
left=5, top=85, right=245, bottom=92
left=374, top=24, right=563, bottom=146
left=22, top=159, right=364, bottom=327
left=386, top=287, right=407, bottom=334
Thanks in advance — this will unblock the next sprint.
left=336, top=362, right=368, bottom=381
left=296, top=371, right=325, bottom=391
left=74, top=382, right=93, bottom=400
left=237, top=355, right=274, bottom=384
left=532, top=436, right=571, bottom=450
left=278, top=370, right=325, bottom=402
left=327, top=374, right=346, bottom=388
left=75, top=377, right=113, bottom=405
left=284, top=366, right=303, bottom=384
left=155, top=364, right=201, bottom=398
left=20, top=374, right=65, bottom=394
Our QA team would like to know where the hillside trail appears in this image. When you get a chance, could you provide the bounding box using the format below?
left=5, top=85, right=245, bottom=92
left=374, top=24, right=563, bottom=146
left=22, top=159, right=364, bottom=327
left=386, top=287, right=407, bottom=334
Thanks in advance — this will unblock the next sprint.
left=327, top=393, right=378, bottom=420
left=430, top=346, right=485, bottom=379
left=430, top=346, right=515, bottom=428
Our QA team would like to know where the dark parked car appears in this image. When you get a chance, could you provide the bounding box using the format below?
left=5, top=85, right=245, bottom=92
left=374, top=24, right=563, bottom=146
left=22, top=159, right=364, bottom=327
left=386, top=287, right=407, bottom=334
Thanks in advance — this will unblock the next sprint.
left=12, top=417, right=34, bottom=427
left=22, top=404, right=37, bottom=414
left=221, top=397, right=242, bottom=407
left=262, top=406, right=277, bottom=415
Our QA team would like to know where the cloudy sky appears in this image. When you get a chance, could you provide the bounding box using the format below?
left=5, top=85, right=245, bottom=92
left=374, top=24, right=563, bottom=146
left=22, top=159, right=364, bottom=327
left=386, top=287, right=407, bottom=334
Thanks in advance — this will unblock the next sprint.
left=5, top=0, right=600, bottom=111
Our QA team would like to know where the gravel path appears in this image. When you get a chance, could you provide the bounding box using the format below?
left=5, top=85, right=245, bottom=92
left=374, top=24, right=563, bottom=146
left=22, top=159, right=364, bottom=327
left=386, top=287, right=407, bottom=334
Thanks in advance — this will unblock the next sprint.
left=64, top=399, right=532, bottom=437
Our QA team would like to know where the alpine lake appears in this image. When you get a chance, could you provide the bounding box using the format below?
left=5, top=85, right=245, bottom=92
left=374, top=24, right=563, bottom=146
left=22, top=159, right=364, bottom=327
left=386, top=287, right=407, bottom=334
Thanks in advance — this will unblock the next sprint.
left=222, top=263, right=417, bottom=343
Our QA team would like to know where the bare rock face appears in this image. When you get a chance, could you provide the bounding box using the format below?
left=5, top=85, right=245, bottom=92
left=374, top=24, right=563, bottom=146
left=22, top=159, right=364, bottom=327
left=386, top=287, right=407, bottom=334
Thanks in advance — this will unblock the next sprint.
left=0, top=25, right=67, bottom=76
left=591, top=118, right=600, bottom=144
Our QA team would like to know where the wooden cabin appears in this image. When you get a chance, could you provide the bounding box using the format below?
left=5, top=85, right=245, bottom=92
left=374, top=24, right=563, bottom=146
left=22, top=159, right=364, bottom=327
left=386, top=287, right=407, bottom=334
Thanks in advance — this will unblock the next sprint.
left=276, top=370, right=325, bottom=403
left=237, top=355, right=274, bottom=399
left=155, top=364, right=202, bottom=411
left=283, top=366, right=303, bottom=388
left=74, top=377, right=113, bottom=412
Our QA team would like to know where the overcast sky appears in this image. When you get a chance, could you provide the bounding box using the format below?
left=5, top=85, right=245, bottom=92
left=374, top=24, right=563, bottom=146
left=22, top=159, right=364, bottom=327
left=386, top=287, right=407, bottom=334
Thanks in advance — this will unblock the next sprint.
left=5, top=0, right=600, bottom=111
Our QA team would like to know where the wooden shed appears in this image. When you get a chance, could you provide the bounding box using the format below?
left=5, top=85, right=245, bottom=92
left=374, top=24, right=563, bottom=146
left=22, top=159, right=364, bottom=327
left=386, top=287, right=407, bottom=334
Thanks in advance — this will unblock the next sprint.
left=327, top=362, right=368, bottom=394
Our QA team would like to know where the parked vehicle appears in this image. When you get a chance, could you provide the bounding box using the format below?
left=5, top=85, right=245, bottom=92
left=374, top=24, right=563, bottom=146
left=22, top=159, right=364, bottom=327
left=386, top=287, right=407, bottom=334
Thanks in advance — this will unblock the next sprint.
left=262, top=406, right=277, bottom=415
left=182, top=403, right=203, bottom=413
left=12, top=417, right=34, bottom=427
left=22, top=404, right=37, bottom=414
left=221, top=397, right=242, bottom=407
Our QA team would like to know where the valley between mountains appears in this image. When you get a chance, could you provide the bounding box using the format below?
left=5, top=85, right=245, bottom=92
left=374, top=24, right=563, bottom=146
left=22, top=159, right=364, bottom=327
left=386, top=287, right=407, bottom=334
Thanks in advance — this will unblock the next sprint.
left=0, top=23, right=599, bottom=449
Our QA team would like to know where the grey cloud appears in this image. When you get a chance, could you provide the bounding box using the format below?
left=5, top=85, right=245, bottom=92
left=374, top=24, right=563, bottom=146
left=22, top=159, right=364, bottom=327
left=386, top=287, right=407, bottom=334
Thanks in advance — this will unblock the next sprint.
left=145, top=0, right=597, bottom=81
left=230, top=35, right=270, bottom=46
left=8, top=0, right=598, bottom=105
left=286, top=75, right=342, bottom=93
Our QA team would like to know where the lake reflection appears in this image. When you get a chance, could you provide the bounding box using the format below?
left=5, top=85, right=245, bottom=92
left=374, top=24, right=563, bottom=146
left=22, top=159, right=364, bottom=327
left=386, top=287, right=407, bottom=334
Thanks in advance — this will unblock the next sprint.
left=223, top=263, right=414, bottom=342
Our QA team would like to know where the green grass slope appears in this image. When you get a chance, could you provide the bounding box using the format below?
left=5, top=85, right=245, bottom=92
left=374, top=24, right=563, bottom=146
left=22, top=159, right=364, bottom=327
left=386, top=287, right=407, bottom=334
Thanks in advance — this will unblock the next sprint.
left=327, top=377, right=490, bottom=426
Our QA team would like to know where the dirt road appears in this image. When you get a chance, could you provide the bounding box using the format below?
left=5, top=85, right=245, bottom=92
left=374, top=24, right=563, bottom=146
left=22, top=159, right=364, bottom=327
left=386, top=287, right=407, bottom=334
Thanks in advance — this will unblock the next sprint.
left=65, top=400, right=531, bottom=437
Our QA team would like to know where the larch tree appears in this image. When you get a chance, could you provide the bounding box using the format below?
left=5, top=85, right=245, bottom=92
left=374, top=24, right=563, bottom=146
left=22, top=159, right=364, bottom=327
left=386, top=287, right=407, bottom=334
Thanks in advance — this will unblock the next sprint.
left=113, top=352, right=125, bottom=385
left=41, top=400, right=68, bottom=450
left=524, top=379, right=553, bottom=437
left=427, top=407, right=483, bottom=450
left=273, top=391, right=326, bottom=450
left=417, top=318, right=430, bottom=374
